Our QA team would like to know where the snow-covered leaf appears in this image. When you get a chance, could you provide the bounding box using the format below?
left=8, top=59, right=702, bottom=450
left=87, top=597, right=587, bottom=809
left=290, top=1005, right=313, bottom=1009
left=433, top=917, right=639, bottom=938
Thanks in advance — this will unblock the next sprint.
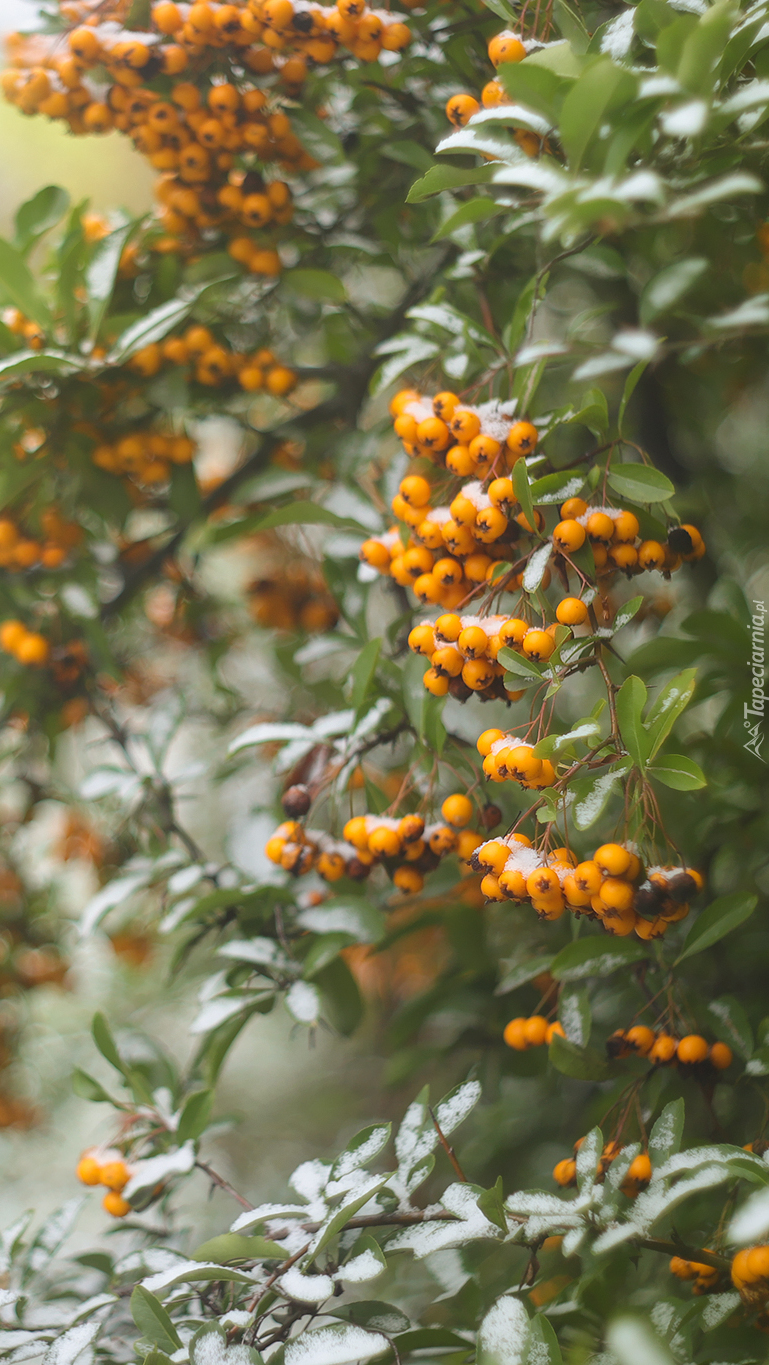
left=283, top=1325, right=390, bottom=1365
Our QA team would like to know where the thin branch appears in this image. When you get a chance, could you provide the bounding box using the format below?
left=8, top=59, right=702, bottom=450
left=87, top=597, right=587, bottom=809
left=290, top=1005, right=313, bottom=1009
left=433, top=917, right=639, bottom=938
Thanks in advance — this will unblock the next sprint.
left=428, top=1105, right=468, bottom=1183
left=195, top=1160, right=255, bottom=1211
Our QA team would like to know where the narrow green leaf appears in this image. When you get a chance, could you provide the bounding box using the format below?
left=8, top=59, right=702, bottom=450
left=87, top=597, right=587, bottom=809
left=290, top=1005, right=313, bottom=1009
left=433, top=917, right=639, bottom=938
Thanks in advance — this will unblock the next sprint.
left=616, top=675, right=648, bottom=768
left=406, top=164, right=496, bottom=203
left=648, top=754, right=705, bottom=790
left=351, top=637, right=382, bottom=716
left=14, top=186, right=70, bottom=252
left=87, top=222, right=135, bottom=340
left=0, top=237, right=52, bottom=327
left=607, top=463, right=675, bottom=503
left=648, top=1099, right=684, bottom=1166
left=645, top=668, right=697, bottom=758
left=283, top=269, right=347, bottom=302
left=570, top=759, right=631, bottom=829
left=432, top=199, right=507, bottom=240
left=253, top=502, right=369, bottom=534
left=676, top=893, right=758, bottom=963
left=92, top=1012, right=126, bottom=1074
left=191, top=1234, right=286, bottom=1263
left=551, top=935, right=647, bottom=980
left=130, top=1287, right=182, bottom=1352
left=513, top=452, right=536, bottom=535
left=71, top=1068, right=118, bottom=1105
left=617, top=360, right=649, bottom=431
left=177, top=1090, right=213, bottom=1143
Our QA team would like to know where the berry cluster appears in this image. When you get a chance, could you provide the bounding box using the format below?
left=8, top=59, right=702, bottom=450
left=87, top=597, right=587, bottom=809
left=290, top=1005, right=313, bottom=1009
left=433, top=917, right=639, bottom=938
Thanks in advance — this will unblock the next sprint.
left=670, top=1254, right=720, bottom=1294
left=551, top=499, right=705, bottom=574
left=76, top=1147, right=133, bottom=1217
left=0, top=509, right=82, bottom=572
left=503, top=1014, right=565, bottom=1048
left=731, top=1247, right=769, bottom=1303
left=129, top=327, right=298, bottom=391
left=93, top=430, right=197, bottom=485
left=408, top=614, right=535, bottom=701
left=553, top=1138, right=652, bottom=1197
left=0, top=620, right=51, bottom=667
left=265, top=794, right=483, bottom=893
left=473, top=837, right=702, bottom=938
left=248, top=562, right=339, bottom=633
left=389, top=388, right=538, bottom=471
left=608, top=1026, right=732, bottom=1070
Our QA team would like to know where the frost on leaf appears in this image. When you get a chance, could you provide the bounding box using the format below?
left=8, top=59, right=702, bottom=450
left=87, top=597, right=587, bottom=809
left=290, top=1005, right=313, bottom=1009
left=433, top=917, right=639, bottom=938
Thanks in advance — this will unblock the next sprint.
left=283, top=1325, right=390, bottom=1365
left=124, top=1142, right=195, bottom=1199
left=729, top=1184, right=769, bottom=1245
left=41, top=1322, right=102, bottom=1365
left=476, top=1296, right=529, bottom=1365
left=339, top=1236, right=386, bottom=1283
left=329, top=1124, right=391, bottom=1184
left=189, top=1324, right=262, bottom=1365
left=285, top=981, right=321, bottom=1025
left=387, top=1183, right=499, bottom=1258
left=280, top=1268, right=334, bottom=1303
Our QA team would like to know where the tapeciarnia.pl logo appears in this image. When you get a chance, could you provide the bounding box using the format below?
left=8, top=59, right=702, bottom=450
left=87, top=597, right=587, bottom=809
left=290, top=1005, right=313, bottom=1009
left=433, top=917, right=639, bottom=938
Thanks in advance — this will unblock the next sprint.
left=745, top=599, right=766, bottom=761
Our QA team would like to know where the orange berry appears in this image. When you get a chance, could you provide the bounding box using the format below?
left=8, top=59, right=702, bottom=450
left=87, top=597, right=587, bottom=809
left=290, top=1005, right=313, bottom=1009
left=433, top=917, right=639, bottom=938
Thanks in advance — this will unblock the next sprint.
left=709, top=1041, right=733, bottom=1070
left=677, top=1034, right=708, bottom=1065
left=446, top=93, right=480, bottom=127
left=441, top=793, right=474, bottom=828
left=488, top=32, right=526, bottom=65
left=650, top=1033, right=677, bottom=1064
left=522, top=629, right=554, bottom=661
left=76, top=1155, right=102, bottom=1185
left=587, top=512, right=615, bottom=543
left=503, top=1017, right=528, bottom=1050
left=506, top=420, right=538, bottom=458
left=552, top=520, right=586, bottom=554
left=624, top=1025, right=655, bottom=1055
left=100, top=1160, right=130, bottom=1191
left=553, top=1158, right=576, bottom=1187
left=103, top=1191, right=131, bottom=1217
left=556, top=597, right=588, bottom=626
left=523, top=1015, right=548, bottom=1046
left=594, top=843, right=632, bottom=877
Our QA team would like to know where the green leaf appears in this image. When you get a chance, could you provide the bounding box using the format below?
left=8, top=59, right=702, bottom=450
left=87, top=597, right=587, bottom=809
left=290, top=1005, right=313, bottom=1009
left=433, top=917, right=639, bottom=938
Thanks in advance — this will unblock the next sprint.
left=617, top=360, right=649, bottom=431
left=169, top=463, right=202, bottom=523
left=529, top=469, right=585, bottom=504
left=648, top=1099, right=684, bottom=1166
left=645, top=668, right=698, bottom=758
left=639, top=260, right=707, bottom=326
left=406, top=164, right=495, bottom=202
left=351, top=637, right=382, bottom=717
left=0, top=237, right=52, bottom=327
left=708, top=995, right=753, bottom=1060
left=497, top=646, right=543, bottom=680
left=87, top=222, right=135, bottom=340
left=612, top=597, right=644, bottom=633
left=570, top=759, right=631, bottom=829
left=616, top=675, right=648, bottom=768
left=0, top=350, right=81, bottom=382
left=513, top=454, right=536, bottom=535
left=14, top=186, right=70, bottom=252
left=109, top=294, right=201, bottom=363
left=130, top=1287, right=182, bottom=1353
left=92, top=1012, right=125, bottom=1074
left=551, top=935, right=647, bottom=981
left=283, top=269, right=347, bottom=302
left=528, top=1314, right=564, bottom=1365
left=677, top=0, right=734, bottom=95
left=648, top=754, right=705, bottom=790
left=558, top=58, right=636, bottom=171
left=176, top=1090, right=213, bottom=1143
left=676, top=892, right=758, bottom=964
left=559, top=982, right=591, bottom=1047
left=191, top=1233, right=286, bottom=1263
left=252, top=502, right=370, bottom=534
left=549, top=1031, right=610, bottom=1081
left=496, top=954, right=555, bottom=994
left=571, top=387, right=609, bottom=435
left=381, top=140, right=435, bottom=171
left=334, top=1303, right=411, bottom=1335
left=71, top=1068, right=118, bottom=1105
left=421, top=692, right=446, bottom=755
left=498, top=60, right=570, bottom=125
left=607, top=463, right=675, bottom=503
left=606, top=1318, right=676, bottom=1365
left=433, top=199, right=507, bottom=240
left=477, top=1177, right=507, bottom=1234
